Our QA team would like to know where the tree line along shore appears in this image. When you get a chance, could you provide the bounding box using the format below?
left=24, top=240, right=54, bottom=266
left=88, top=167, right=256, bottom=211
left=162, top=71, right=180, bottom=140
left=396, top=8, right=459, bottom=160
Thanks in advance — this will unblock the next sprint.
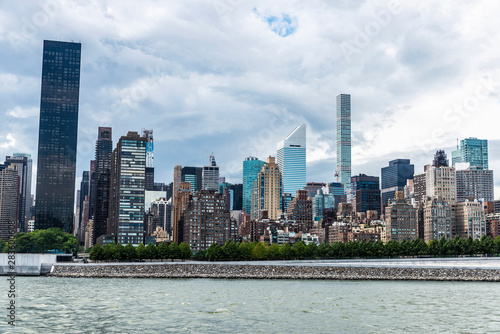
left=3, top=228, right=500, bottom=263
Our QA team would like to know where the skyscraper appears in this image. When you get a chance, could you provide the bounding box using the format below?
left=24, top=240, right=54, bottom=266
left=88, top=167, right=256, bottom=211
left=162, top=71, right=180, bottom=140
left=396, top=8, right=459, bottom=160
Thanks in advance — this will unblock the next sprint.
left=452, top=137, right=488, bottom=169
left=77, top=171, right=90, bottom=244
left=202, top=154, right=219, bottom=191
left=0, top=164, right=19, bottom=241
left=92, top=127, right=113, bottom=244
left=172, top=165, right=182, bottom=202
left=108, top=131, right=146, bottom=246
left=243, top=157, right=265, bottom=214
left=351, top=174, right=381, bottom=217
left=336, top=94, right=351, bottom=198
left=381, top=159, right=414, bottom=206
left=35, top=40, right=81, bottom=233
left=455, top=164, right=494, bottom=202
left=277, top=124, right=306, bottom=195
left=251, top=156, right=282, bottom=221
left=181, top=167, right=202, bottom=193
left=5, top=154, right=32, bottom=231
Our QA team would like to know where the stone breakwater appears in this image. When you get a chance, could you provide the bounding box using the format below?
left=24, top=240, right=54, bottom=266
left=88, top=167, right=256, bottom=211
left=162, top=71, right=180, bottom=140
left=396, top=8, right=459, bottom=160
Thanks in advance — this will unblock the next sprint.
left=49, top=263, right=500, bottom=281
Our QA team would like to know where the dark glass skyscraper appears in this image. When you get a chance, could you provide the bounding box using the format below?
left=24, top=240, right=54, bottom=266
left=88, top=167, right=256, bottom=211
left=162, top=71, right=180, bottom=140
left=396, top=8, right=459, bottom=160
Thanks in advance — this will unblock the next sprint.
left=92, top=127, right=113, bottom=244
left=381, top=159, right=414, bottom=206
left=35, top=40, right=81, bottom=233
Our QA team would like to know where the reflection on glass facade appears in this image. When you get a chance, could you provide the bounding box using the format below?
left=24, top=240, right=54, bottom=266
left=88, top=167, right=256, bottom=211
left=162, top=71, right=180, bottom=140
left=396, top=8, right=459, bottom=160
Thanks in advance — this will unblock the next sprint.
left=93, top=127, right=113, bottom=244
left=277, top=124, right=306, bottom=196
left=35, top=40, right=81, bottom=233
left=381, top=159, right=414, bottom=206
left=243, top=157, right=266, bottom=214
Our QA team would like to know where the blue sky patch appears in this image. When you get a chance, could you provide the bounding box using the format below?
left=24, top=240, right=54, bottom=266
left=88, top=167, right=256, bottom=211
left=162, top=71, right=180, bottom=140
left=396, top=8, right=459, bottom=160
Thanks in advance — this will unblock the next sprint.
left=254, top=9, right=298, bottom=37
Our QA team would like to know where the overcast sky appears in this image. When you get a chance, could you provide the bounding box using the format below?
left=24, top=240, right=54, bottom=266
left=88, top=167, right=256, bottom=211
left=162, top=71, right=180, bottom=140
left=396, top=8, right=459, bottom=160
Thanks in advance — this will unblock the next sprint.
left=0, top=0, right=499, bottom=198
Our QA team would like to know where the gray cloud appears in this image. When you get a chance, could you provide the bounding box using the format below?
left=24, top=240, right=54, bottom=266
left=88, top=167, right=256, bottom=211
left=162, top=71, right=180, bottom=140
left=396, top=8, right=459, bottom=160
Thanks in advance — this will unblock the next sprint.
left=0, top=0, right=499, bottom=199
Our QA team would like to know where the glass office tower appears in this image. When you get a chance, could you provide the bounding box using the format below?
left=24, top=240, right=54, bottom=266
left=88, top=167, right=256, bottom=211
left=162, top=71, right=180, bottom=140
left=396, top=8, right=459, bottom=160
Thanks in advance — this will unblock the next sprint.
left=381, top=159, right=414, bottom=206
left=35, top=40, right=81, bottom=233
left=455, top=138, right=488, bottom=170
left=277, top=124, right=306, bottom=196
left=242, top=157, right=265, bottom=214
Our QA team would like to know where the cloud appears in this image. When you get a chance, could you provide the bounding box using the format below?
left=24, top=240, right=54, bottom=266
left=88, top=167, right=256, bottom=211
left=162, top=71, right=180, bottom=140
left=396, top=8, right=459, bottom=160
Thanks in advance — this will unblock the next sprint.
left=0, top=0, right=498, bottom=199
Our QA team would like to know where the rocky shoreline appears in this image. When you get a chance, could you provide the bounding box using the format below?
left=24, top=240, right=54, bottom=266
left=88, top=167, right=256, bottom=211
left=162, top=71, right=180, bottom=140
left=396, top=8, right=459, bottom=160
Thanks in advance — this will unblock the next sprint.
left=49, top=263, right=500, bottom=281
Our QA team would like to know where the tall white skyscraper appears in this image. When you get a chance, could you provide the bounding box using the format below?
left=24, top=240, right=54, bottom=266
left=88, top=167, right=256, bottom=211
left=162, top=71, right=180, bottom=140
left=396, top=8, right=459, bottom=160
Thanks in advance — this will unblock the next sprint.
left=277, top=124, right=306, bottom=196
left=336, top=94, right=351, bottom=198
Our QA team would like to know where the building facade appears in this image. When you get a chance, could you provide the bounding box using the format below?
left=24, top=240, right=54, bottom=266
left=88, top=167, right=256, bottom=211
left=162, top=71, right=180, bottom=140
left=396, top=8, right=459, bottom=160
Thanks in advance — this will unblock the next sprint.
left=0, top=164, right=19, bottom=240
left=381, top=159, right=414, bottom=207
left=242, top=157, right=266, bottom=214
left=452, top=137, right=488, bottom=169
left=277, top=124, right=306, bottom=195
left=35, top=40, right=81, bottom=233
left=423, top=196, right=452, bottom=242
left=451, top=200, right=486, bottom=240
left=5, top=154, right=32, bottom=231
left=108, top=132, right=147, bottom=246
left=182, top=190, right=236, bottom=252
left=384, top=192, right=417, bottom=242
left=336, top=94, right=352, bottom=198
left=351, top=174, right=381, bottom=217
left=92, top=127, right=113, bottom=244
left=181, top=166, right=202, bottom=193
left=455, top=164, right=494, bottom=202
left=286, top=190, right=313, bottom=230
left=251, top=156, right=282, bottom=221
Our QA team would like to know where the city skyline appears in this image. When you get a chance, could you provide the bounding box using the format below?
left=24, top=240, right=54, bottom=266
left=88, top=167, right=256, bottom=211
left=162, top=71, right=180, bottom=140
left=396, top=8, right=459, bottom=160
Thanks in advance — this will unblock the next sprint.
left=0, top=2, right=499, bottom=199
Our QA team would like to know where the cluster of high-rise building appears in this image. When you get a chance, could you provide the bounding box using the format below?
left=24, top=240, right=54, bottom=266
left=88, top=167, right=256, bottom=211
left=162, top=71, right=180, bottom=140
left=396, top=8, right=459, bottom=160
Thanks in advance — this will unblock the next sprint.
left=0, top=40, right=498, bottom=251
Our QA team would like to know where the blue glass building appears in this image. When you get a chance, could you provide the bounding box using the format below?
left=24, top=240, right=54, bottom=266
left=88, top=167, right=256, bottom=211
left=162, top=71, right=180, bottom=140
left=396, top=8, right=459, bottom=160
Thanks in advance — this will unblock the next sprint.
left=351, top=174, right=381, bottom=217
left=35, top=40, right=81, bottom=233
left=243, top=157, right=265, bottom=214
left=381, top=159, right=414, bottom=206
left=336, top=94, right=351, bottom=198
left=452, top=138, right=488, bottom=170
left=277, top=124, right=306, bottom=196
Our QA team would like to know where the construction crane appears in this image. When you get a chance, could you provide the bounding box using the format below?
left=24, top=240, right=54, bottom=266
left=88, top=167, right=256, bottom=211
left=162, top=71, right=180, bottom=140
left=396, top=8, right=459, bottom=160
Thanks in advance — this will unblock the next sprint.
left=203, top=148, right=217, bottom=166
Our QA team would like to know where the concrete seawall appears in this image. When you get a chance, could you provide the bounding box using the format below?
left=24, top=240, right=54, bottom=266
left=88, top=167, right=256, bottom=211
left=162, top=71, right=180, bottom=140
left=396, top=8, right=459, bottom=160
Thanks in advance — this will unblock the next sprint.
left=49, top=263, right=500, bottom=281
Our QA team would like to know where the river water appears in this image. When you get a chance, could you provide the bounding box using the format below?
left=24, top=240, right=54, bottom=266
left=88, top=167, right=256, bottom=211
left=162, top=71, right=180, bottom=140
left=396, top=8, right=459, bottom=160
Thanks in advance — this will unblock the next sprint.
left=2, top=277, right=500, bottom=333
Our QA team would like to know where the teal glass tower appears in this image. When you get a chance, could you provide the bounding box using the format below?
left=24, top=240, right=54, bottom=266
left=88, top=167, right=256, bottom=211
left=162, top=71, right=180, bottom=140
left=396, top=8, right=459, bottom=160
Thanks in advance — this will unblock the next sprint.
left=35, top=40, right=81, bottom=233
left=243, top=157, right=265, bottom=214
left=452, top=138, right=488, bottom=170
left=336, top=94, right=351, bottom=197
left=277, top=124, right=306, bottom=196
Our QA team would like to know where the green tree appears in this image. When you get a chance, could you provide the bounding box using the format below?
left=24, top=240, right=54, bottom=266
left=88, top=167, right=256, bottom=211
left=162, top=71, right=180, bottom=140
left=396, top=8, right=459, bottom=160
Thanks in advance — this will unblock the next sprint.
left=267, top=243, right=280, bottom=260
left=304, top=242, right=318, bottom=259
left=317, top=242, right=330, bottom=259
left=222, top=240, right=240, bottom=260
left=179, top=242, right=193, bottom=261
left=146, top=243, right=158, bottom=260
left=89, top=244, right=103, bottom=261
left=193, top=249, right=207, bottom=261
left=292, top=241, right=306, bottom=259
left=136, top=243, right=147, bottom=260
left=279, top=243, right=293, bottom=260
left=157, top=242, right=170, bottom=260
left=102, top=244, right=116, bottom=261
left=207, top=243, right=223, bottom=261
left=168, top=242, right=180, bottom=261
left=0, top=238, right=5, bottom=252
left=114, top=243, right=125, bottom=261
left=252, top=242, right=268, bottom=260
left=238, top=242, right=255, bottom=260
left=124, top=243, right=137, bottom=261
